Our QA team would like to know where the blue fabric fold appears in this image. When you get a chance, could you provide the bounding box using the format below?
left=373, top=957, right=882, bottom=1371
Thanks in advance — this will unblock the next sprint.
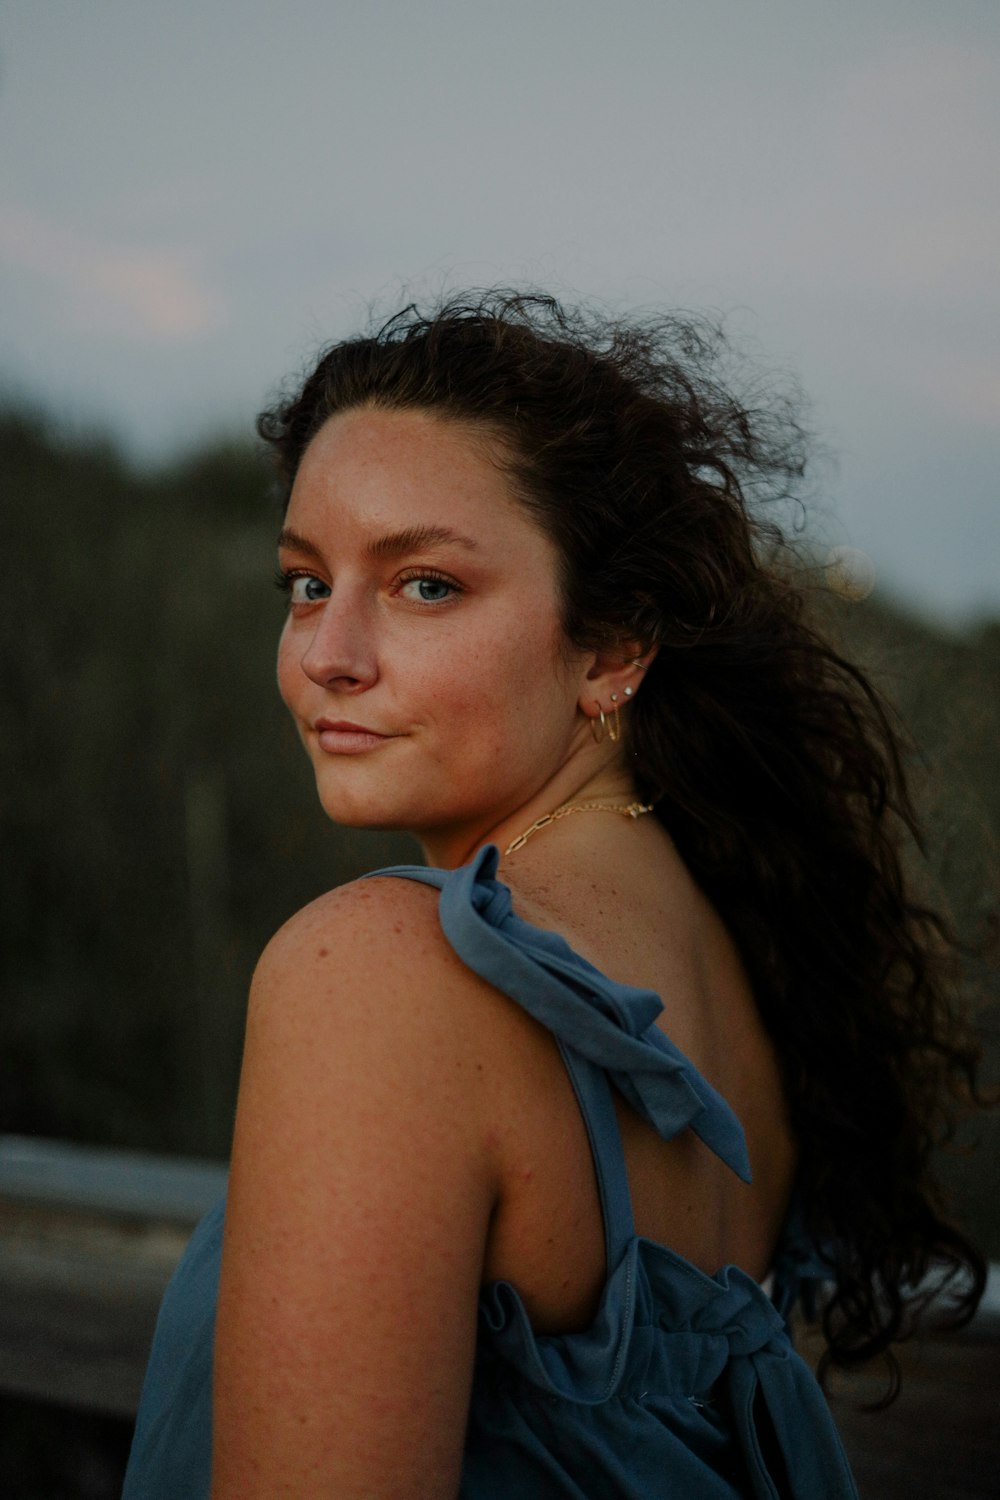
left=372, top=844, right=752, bottom=1183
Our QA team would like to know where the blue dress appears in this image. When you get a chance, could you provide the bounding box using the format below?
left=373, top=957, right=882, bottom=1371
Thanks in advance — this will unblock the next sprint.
left=123, top=845, right=858, bottom=1498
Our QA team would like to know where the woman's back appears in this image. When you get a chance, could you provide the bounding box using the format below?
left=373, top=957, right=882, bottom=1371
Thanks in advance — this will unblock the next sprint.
left=480, top=814, right=799, bottom=1333
left=366, top=840, right=854, bottom=1498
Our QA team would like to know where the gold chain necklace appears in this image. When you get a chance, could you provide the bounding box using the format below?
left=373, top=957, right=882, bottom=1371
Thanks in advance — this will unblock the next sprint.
left=504, top=798, right=655, bottom=855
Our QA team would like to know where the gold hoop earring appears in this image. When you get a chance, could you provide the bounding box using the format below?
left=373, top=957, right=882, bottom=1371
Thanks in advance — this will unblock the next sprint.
left=589, top=704, right=607, bottom=744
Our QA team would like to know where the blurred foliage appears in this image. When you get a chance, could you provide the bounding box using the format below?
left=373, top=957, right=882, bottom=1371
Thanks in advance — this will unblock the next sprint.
left=0, top=408, right=416, bottom=1158
left=1, top=408, right=997, bottom=1251
left=807, top=587, right=1000, bottom=1258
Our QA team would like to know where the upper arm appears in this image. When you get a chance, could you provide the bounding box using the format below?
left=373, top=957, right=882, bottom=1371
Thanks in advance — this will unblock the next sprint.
left=212, top=878, right=502, bottom=1500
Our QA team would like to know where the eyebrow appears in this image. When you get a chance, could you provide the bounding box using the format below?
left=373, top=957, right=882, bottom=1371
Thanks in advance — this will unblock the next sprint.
left=277, top=523, right=479, bottom=560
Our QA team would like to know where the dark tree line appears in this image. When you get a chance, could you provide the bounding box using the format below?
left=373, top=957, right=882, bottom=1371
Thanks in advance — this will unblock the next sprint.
left=1, top=409, right=417, bottom=1159
left=2, top=407, right=996, bottom=1248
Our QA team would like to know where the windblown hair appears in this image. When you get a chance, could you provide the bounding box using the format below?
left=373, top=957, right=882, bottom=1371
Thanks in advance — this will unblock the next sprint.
left=258, top=290, right=987, bottom=1391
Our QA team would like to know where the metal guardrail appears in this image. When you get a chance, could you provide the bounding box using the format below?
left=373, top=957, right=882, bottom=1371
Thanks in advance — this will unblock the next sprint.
left=0, top=1135, right=227, bottom=1418
left=0, top=1134, right=229, bottom=1224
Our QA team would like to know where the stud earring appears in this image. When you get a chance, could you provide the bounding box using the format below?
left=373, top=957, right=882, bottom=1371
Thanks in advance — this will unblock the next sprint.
left=623, top=685, right=633, bottom=697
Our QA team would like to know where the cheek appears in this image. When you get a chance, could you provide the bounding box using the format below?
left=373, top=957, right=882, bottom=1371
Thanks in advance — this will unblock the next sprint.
left=438, top=615, right=571, bottom=743
left=275, top=623, right=299, bottom=713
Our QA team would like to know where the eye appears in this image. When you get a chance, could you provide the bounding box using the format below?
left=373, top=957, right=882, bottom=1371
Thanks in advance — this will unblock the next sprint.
left=396, top=571, right=461, bottom=605
left=275, top=570, right=331, bottom=605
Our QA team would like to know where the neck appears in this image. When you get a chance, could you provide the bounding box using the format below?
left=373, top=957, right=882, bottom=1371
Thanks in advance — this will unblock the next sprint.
left=418, top=764, right=640, bottom=870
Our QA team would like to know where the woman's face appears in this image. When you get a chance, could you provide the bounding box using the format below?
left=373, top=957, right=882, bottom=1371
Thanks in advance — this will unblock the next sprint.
left=277, top=406, right=593, bottom=859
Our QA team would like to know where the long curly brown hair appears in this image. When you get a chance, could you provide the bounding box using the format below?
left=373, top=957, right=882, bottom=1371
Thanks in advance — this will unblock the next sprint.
left=258, top=290, right=988, bottom=1391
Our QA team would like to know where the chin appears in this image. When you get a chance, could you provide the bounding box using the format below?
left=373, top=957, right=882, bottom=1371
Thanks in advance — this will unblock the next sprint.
left=324, top=807, right=407, bottom=834
left=312, top=779, right=414, bottom=834
left=316, top=794, right=401, bottom=832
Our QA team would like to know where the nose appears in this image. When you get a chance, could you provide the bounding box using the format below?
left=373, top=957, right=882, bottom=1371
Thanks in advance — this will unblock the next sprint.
left=299, top=591, right=378, bottom=693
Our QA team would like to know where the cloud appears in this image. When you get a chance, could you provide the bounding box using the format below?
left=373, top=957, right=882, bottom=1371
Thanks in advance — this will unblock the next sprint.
left=0, top=205, right=223, bottom=340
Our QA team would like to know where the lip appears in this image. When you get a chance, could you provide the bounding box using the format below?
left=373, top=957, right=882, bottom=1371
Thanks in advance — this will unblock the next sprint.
left=314, top=717, right=392, bottom=754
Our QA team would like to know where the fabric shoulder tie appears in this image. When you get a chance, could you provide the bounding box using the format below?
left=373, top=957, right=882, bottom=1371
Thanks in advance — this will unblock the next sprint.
left=366, top=845, right=751, bottom=1183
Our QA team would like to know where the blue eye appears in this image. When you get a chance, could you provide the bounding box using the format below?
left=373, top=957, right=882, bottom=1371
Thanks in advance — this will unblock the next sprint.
left=288, top=573, right=330, bottom=604
left=398, top=574, right=459, bottom=604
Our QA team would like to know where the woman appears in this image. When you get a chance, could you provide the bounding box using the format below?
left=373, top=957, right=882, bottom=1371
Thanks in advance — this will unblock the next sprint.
left=124, top=292, right=985, bottom=1499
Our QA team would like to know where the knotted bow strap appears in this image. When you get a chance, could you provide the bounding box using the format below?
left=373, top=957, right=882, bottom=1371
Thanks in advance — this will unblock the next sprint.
left=669, top=1264, right=858, bottom=1500
left=387, top=845, right=751, bottom=1184
left=728, top=1338, right=860, bottom=1500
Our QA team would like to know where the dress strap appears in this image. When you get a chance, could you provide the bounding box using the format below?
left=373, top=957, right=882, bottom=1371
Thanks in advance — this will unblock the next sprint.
left=555, top=1043, right=637, bottom=1269
left=365, top=858, right=642, bottom=1266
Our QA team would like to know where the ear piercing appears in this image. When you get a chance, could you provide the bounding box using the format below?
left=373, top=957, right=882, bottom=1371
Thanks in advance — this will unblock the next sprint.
left=589, top=704, right=609, bottom=743
left=589, top=702, right=621, bottom=743
left=589, top=658, right=645, bottom=743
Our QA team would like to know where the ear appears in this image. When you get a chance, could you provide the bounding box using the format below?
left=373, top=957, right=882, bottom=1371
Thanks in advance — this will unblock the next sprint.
left=577, top=641, right=658, bottom=722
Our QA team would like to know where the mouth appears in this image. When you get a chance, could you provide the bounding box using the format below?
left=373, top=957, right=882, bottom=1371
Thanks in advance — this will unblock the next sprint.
left=313, top=718, right=392, bottom=754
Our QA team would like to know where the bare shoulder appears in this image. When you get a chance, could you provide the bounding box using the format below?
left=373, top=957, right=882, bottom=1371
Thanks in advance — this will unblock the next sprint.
left=260, top=872, right=443, bottom=970
left=217, top=872, right=507, bottom=1498
left=235, top=868, right=512, bottom=1185
left=247, top=872, right=526, bottom=1096
left=254, top=873, right=465, bottom=1009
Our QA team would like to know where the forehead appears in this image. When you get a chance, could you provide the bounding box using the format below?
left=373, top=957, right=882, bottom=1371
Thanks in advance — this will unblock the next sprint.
left=287, top=406, right=554, bottom=563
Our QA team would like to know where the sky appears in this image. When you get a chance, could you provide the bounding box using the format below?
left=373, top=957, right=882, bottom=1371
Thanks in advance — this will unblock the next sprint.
left=2, top=0, right=998, bottom=621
